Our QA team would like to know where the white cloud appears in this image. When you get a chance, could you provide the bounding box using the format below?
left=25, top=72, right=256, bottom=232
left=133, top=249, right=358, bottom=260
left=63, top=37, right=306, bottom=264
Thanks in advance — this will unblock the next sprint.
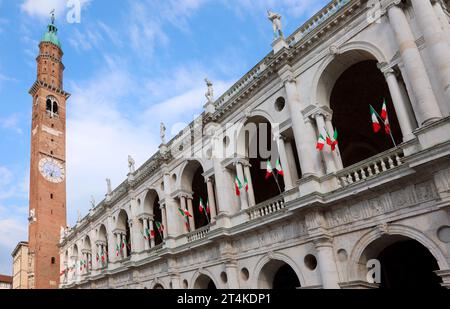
left=21, top=0, right=91, bottom=19
left=0, top=218, right=27, bottom=248
left=0, top=114, right=23, bottom=134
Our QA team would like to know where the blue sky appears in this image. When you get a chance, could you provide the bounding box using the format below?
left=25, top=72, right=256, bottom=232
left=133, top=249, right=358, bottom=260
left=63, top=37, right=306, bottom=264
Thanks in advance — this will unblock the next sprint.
left=0, top=0, right=329, bottom=275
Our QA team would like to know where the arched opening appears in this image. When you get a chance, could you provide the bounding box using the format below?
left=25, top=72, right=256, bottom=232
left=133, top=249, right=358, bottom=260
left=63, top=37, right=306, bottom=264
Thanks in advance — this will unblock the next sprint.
left=143, top=190, right=163, bottom=246
left=71, top=244, right=79, bottom=279
left=181, top=161, right=209, bottom=230
left=360, top=235, right=443, bottom=289
left=117, top=210, right=131, bottom=258
left=241, top=116, right=285, bottom=205
left=258, top=259, right=300, bottom=289
left=82, top=236, right=92, bottom=272
left=330, top=60, right=402, bottom=167
left=194, top=274, right=217, bottom=289
left=153, top=284, right=164, bottom=289
left=46, top=97, right=59, bottom=117
left=98, top=224, right=109, bottom=267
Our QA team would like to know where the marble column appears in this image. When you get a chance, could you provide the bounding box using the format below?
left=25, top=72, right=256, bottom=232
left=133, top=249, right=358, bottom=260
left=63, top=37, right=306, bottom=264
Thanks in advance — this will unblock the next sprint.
left=186, top=196, right=196, bottom=231
left=115, top=233, right=122, bottom=260
left=276, top=134, right=295, bottom=190
left=225, top=261, right=240, bottom=289
left=206, top=178, right=218, bottom=222
left=387, top=3, right=442, bottom=125
left=143, top=218, right=150, bottom=251
left=433, top=1, right=450, bottom=41
left=122, top=233, right=128, bottom=258
left=235, top=161, right=249, bottom=210
left=315, top=238, right=340, bottom=289
left=243, top=164, right=256, bottom=207
left=284, top=140, right=299, bottom=181
left=314, top=113, right=337, bottom=174
left=411, top=0, right=450, bottom=103
left=284, top=77, right=324, bottom=177
left=381, top=66, right=416, bottom=141
left=160, top=204, right=169, bottom=238
left=149, top=218, right=155, bottom=247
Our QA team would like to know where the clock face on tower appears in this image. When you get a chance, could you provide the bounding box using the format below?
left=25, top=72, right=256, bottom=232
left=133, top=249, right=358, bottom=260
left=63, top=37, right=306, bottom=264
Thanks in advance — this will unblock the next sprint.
left=38, top=157, right=65, bottom=183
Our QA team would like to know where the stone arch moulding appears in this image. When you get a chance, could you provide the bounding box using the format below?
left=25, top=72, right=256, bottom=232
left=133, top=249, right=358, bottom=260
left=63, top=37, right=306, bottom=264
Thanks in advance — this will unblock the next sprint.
left=347, top=224, right=449, bottom=281
left=311, top=40, right=389, bottom=108
left=179, top=159, right=208, bottom=191
left=149, top=279, right=167, bottom=289
left=252, top=251, right=306, bottom=288
left=191, top=268, right=219, bottom=289
left=235, top=109, right=278, bottom=158
left=115, top=208, right=131, bottom=230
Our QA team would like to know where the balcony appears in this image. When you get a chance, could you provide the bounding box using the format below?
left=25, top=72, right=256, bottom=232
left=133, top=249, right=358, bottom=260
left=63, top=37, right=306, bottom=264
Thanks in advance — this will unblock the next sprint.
left=187, top=224, right=211, bottom=243
left=246, top=189, right=297, bottom=221
left=336, top=147, right=405, bottom=188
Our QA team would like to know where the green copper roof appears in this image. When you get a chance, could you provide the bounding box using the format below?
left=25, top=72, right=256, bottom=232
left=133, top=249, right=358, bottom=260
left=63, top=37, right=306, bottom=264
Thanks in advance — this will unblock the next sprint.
left=41, top=16, right=61, bottom=48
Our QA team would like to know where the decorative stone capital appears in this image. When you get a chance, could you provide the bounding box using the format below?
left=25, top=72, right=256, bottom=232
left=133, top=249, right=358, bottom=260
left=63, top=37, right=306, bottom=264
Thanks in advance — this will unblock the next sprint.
left=312, top=235, right=334, bottom=249
left=278, top=65, right=296, bottom=85
left=302, top=105, right=333, bottom=122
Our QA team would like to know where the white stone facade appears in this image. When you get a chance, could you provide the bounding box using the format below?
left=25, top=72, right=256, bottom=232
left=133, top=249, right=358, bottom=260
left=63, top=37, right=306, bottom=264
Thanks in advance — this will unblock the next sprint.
left=60, top=0, right=450, bottom=289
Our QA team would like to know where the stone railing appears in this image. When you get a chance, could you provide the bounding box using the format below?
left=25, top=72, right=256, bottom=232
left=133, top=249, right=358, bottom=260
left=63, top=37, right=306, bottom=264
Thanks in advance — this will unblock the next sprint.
left=187, top=224, right=211, bottom=243
left=287, top=0, right=351, bottom=46
left=147, top=243, right=164, bottom=255
left=336, top=147, right=405, bottom=187
left=247, top=194, right=287, bottom=221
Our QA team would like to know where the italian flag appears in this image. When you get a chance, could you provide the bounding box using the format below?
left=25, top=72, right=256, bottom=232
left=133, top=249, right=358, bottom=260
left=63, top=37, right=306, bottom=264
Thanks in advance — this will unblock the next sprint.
left=326, top=128, right=338, bottom=152
left=178, top=207, right=192, bottom=218
left=234, top=176, right=243, bottom=196
left=265, top=160, right=274, bottom=180
left=101, top=251, right=105, bottom=262
left=244, top=176, right=249, bottom=192
left=150, top=229, right=155, bottom=238
left=275, top=159, right=284, bottom=176
left=370, top=105, right=381, bottom=133
left=206, top=199, right=211, bottom=214
left=96, top=253, right=99, bottom=262
left=155, top=221, right=164, bottom=234
left=60, top=269, right=67, bottom=276
left=199, top=198, right=206, bottom=214
left=316, top=133, right=326, bottom=150
left=115, top=244, right=120, bottom=256
left=381, top=101, right=391, bottom=135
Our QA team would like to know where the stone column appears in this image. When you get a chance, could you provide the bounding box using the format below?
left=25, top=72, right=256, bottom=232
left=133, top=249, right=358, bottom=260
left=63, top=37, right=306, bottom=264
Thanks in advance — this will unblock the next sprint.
left=122, top=233, right=128, bottom=258
left=283, top=76, right=324, bottom=177
left=411, top=0, right=450, bottom=103
left=314, top=238, right=340, bottom=289
left=148, top=218, right=155, bottom=248
left=285, top=140, right=299, bottom=181
left=380, top=65, right=416, bottom=141
left=160, top=204, right=169, bottom=238
left=275, top=134, right=295, bottom=190
left=225, top=261, right=240, bottom=289
left=433, top=1, right=450, bottom=41
left=206, top=178, right=218, bottom=222
left=387, top=2, right=442, bottom=125
left=324, top=117, right=343, bottom=170
left=95, top=244, right=100, bottom=269
left=314, top=113, right=338, bottom=174
left=143, top=218, right=150, bottom=251
left=186, top=196, right=196, bottom=231
left=243, top=164, right=256, bottom=207
left=235, top=161, right=249, bottom=210
left=115, top=233, right=122, bottom=260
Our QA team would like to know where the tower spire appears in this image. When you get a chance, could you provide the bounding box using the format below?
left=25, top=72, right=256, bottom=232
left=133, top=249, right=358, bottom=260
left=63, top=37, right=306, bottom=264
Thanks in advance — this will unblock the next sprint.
left=50, top=9, right=55, bottom=25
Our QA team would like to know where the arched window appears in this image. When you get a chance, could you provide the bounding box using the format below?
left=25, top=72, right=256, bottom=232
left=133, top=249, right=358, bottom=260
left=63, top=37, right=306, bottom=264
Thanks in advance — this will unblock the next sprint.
left=46, top=97, right=59, bottom=118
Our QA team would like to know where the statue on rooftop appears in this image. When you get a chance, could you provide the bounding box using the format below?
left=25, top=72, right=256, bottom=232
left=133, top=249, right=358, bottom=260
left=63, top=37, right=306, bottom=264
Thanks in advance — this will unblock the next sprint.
left=267, top=10, right=283, bottom=39
left=205, top=78, right=214, bottom=103
left=160, top=122, right=167, bottom=145
left=106, top=178, right=112, bottom=195
left=128, top=155, right=136, bottom=174
left=90, top=195, right=96, bottom=209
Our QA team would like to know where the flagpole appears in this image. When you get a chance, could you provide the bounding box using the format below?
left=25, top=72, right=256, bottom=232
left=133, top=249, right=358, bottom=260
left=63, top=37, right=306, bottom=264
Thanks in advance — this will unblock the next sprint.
left=271, top=169, right=283, bottom=194
left=371, top=104, right=397, bottom=148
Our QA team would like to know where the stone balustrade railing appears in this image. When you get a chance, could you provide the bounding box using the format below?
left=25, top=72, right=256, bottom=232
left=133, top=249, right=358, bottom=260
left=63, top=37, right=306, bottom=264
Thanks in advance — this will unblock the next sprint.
left=187, top=224, right=211, bottom=243
left=247, top=194, right=286, bottom=221
left=287, top=0, right=351, bottom=46
left=336, top=147, right=405, bottom=187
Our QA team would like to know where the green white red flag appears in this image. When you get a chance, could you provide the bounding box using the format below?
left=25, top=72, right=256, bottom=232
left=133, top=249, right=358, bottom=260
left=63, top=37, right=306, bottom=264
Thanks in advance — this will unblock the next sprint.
left=199, top=198, right=206, bottom=214
left=316, top=133, right=326, bottom=151
left=326, top=128, right=338, bottom=151
left=381, top=101, right=391, bottom=135
left=178, top=207, right=192, bottom=218
left=370, top=105, right=381, bottom=133
left=275, top=159, right=284, bottom=176
left=234, top=176, right=243, bottom=196
left=265, top=160, right=274, bottom=179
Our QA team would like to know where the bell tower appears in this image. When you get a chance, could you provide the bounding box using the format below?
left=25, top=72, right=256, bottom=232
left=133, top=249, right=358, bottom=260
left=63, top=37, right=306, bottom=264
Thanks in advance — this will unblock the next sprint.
left=27, top=13, right=70, bottom=289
